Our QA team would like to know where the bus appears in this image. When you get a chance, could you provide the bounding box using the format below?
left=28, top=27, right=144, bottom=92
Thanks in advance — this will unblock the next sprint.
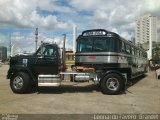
left=65, top=51, right=95, bottom=71
left=75, top=29, right=148, bottom=94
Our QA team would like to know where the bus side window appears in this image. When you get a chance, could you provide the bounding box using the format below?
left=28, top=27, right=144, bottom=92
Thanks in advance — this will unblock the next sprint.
left=145, top=52, right=147, bottom=58
left=135, top=49, right=137, bottom=57
left=137, top=50, right=139, bottom=56
left=138, top=50, right=140, bottom=57
left=136, top=50, right=139, bottom=57
left=140, top=51, right=143, bottom=57
left=140, top=51, right=141, bottom=57
left=142, top=52, right=145, bottom=58
left=121, top=41, right=126, bottom=53
left=134, top=48, right=136, bottom=56
left=126, top=44, right=131, bottom=54
left=139, top=51, right=141, bottom=57
left=131, top=47, right=135, bottom=55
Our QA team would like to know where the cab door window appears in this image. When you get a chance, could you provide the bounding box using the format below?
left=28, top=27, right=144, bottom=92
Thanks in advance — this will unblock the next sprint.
left=36, top=45, right=56, bottom=57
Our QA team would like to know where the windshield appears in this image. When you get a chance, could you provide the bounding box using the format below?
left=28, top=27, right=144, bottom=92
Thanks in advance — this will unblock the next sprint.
left=77, top=37, right=119, bottom=52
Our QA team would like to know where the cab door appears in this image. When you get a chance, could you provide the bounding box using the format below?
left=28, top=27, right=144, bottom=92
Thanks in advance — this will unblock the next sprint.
left=33, top=44, right=60, bottom=75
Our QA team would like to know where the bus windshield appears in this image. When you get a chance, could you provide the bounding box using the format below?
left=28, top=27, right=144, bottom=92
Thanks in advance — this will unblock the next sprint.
left=77, top=37, right=119, bottom=52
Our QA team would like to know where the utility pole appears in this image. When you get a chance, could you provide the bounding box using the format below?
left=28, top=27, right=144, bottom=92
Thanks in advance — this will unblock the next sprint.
left=10, top=35, right=12, bottom=57
left=35, top=28, right=38, bottom=52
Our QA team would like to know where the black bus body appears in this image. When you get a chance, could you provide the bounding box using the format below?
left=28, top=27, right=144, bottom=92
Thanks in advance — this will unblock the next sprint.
left=75, top=29, right=148, bottom=94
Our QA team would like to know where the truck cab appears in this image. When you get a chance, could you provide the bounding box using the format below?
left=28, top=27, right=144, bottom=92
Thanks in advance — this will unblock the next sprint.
left=7, top=43, right=62, bottom=93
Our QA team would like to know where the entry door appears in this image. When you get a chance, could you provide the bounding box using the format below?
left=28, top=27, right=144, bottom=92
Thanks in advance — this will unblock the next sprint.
left=33, top=44, right=59, bottom=74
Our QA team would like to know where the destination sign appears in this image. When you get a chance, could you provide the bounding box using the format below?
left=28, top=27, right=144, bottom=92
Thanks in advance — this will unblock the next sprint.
left=82, top=30, right=107, bottom=36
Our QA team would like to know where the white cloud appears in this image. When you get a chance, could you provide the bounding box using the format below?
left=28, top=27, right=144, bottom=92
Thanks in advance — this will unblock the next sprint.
left=0, top=0, right=70, bottom=29
left=145, top=0, right=160, bottom=12
left=29, top=11, right=68, bottom=29
left=70, top=0, right=160, bottom=40
left=120, top=32, right=132, bottom=40
left=1, top=0, right=160, bottom=53
left=43, top=36, right=71, bottom=49
left=37, top=0, right=73, bottom=13
left=70, top=0, right=160, bottom=26
left=111, top=28, right=118, bottom=34
left=43, top=37, right=63, bottom=46
left=111, top=28, right=132, bottom=40
left=20, top=31, right=72, bottom=53
left=70, top=0, right=103, bottom=11
left=0, top=34, right=7, bottom=45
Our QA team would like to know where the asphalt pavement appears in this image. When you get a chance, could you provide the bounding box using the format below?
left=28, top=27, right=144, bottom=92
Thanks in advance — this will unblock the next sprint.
left=0, top=65, right=160, bottom=114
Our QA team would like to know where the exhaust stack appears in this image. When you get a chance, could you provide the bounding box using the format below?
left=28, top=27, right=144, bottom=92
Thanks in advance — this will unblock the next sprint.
left=73, top=24, right=77, bottom=53
left=62, top=34, right=66, bottom=71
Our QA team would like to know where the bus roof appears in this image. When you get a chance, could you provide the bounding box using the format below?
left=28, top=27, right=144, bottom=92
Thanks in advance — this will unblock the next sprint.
left=81, top=29, right=119, bottom=37
left=79, top=29, right=146, bottom=52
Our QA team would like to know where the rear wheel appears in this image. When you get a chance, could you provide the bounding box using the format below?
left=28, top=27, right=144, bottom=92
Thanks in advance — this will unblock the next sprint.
left=100, top=73, right=124, bottom=95
left=10, top=72, right=30, bottom=94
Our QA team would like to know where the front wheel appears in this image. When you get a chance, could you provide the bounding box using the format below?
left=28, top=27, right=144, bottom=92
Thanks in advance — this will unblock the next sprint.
left=100, top=73, right=124, bottom=95
left=10, top=72, right=30, bottom=94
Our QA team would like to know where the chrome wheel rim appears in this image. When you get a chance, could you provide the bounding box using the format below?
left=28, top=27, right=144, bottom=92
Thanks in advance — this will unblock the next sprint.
left=13, top=76, right=23, bottom=89
left=106, top=77, right=119, bottom=91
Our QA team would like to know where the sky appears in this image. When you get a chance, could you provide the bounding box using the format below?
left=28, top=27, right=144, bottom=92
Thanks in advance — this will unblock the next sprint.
left=0, top=0, right=160, bottom=54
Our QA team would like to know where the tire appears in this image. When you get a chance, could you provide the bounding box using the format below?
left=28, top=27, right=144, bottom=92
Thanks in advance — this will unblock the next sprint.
left=10, top=72, right=30, bottom=94
left=100, top=73, right=124, bottom=95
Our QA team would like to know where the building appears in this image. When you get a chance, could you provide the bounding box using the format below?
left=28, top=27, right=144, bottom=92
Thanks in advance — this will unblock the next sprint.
left=135, top=14, right=157, bottom=59
left=0, top=46, right=7, bottom=62
left=135, top=14, right=157, bottom=47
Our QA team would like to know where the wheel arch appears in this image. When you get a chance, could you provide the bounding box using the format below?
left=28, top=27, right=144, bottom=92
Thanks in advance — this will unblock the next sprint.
left=101, top=70, right=127, bottom=85
left=8, top=66, right=36, bottom=83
